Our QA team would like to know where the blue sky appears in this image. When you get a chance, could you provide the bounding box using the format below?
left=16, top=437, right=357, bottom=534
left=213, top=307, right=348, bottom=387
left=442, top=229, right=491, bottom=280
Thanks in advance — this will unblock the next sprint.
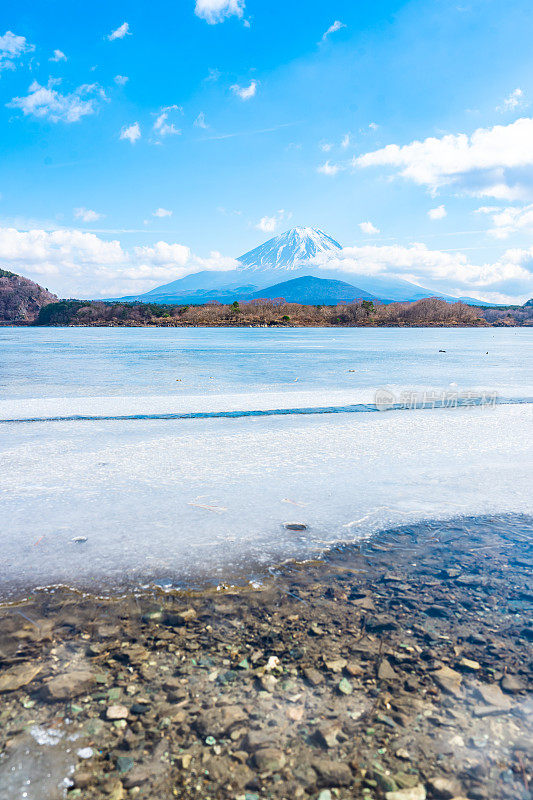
left=1, top=0, right=533, bottom=301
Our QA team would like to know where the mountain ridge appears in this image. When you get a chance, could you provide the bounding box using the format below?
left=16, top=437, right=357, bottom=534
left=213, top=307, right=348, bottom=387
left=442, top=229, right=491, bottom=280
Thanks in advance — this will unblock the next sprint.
left=116, top=227, right=494, bottom=306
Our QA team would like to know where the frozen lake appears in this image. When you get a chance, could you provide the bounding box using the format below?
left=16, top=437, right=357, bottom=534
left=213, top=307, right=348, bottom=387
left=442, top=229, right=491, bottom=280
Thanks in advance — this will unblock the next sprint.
left=1, top=326, right=532, bottom=596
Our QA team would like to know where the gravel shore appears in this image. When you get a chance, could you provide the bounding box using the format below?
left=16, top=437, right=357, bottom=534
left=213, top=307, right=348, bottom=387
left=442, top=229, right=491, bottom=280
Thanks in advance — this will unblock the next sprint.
left=0, top=516, right=531, bottom=800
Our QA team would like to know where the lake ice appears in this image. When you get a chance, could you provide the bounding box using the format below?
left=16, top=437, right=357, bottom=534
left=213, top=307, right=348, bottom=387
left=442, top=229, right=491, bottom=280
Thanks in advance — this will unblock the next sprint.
left=1, top=326, right=532, bottom=596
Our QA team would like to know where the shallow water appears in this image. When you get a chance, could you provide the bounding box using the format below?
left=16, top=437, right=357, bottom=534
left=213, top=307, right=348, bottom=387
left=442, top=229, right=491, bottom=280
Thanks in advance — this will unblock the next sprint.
left=1, top=326, right=532, bottom=597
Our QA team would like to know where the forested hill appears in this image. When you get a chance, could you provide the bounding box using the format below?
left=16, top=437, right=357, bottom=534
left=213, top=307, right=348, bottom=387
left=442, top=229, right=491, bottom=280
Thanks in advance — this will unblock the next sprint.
left=0, top=269, right=58, bottom=324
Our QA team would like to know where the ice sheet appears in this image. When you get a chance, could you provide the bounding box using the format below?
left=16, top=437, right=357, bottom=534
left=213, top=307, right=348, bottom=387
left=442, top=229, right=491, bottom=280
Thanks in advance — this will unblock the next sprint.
left=1, top=403, right=532, bottom=596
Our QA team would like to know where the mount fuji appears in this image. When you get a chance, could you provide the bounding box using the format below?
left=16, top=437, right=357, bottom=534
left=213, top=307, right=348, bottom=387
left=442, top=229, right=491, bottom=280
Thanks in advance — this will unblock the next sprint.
left=119, top=227, right=484, bottom=305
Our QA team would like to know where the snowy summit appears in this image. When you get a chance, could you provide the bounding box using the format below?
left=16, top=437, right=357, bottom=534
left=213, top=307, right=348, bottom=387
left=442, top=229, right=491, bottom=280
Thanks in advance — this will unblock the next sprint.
left=237, top=228, right=341, bottom=272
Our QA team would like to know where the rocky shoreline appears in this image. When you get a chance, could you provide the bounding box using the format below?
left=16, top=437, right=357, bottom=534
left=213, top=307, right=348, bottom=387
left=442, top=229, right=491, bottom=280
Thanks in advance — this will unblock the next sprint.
left=0, top=518, right=531, bottom=800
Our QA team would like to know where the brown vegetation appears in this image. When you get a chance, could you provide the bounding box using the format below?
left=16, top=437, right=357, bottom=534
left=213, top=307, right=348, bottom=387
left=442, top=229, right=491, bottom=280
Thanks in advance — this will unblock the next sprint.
left=0, top=269, right=57, bottom=323
left=34, top=296, right=499, bottom=327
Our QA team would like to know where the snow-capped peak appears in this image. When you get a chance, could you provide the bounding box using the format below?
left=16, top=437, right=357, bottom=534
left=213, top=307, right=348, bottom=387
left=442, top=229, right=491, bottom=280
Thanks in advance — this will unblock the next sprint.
left=237, top=227, right=342, bottom=272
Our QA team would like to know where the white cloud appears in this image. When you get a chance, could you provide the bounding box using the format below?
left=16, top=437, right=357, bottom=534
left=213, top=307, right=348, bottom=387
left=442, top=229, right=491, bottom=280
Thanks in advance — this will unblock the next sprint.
left=230, top=80, right=257, bottom=101
left=354, top=117, right=533, bottom=200
left=120, top=121, right=141, bottom=143
left=114, top=75, right=129, bottom=86
left=255, top=216, right=278, bottom=234
left=204, top=68, right=220, bottom=82
left=321, top=20, right=346, bottom=42
left=153, top=105, right=182, bottom=137
left=341, top=133, right=351, bottom=149
left=2, top=224, right=532, bottom=302
left=312, top=242, right=533, bottom=301
left=152, top=208, right=172, bottom=218
left=428, top=204, right=447, bottom=220
left=194, top=111, right=208, bottom=128
left=477, top=203, right=533, bottom=239
left=74, top=207, right=102, bottom=223
left=0, top=225, right=239, bottom=297
left=317, top=160, right=341, bottom=176
left=0, top=31, right=34, bottom=71
left=134, top=241, right=190, bottom=266
left=320, top=142, right=332, bottom=152
left=255, top=210, right=291, bottom=234
left=195, top=0, right=245, bottom=24
left=7, top=80, right=105, bottom=123
left=497, top=88, right=526, bottom=113
left=49, top=49, right=67, bottom=62
left=108, top=22, right=130, bottom=41
left=359, top=221, right=380, bottom=234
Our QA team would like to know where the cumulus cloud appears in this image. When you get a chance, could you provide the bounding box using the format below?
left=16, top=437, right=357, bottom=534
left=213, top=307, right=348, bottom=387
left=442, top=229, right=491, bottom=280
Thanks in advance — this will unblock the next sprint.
left=49, top=49, right=67, bottom=62
left=497, top=88, right=526, bottom=113
left=477, top=203, right=533, bottom=239
left=108, top=22, right=130, bottom=41
left=321, top=20, right=346, bottom=42
left=428, top=204, right=447, bottom=220
left=341, top=133, right=351, bottom=149
left=153, top=105, right=182, bottom=137
left=230, top=80, right=258, bottom=101
left=114, top=75, right=129, bottom=86
left=317, top=160, right=341, bottom=176
left=359, top=221, right=380, bottom=234
left=354, top=117, right=533, bottom=200
left=1, top=222, right=532, bottom=302
left=0, top=31, right=34, bottom=71
left=312, top=242, right=533, bottom=301
left=152, top=208, right=172, bottom=218
left=7, top=80, right=105, bottom=123
left=195, top=0, right=245, bottom=24
left=74, top=207, right=102, bottom=223
left=0, top=225, right=239, bottom=297
left=255, top=210, right=292, bottom=234
left=120, top=121, right=141, bottom=143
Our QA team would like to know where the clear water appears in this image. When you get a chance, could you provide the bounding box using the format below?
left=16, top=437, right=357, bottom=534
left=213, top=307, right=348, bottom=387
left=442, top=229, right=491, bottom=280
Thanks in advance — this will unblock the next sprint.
left=1, top=326, right=532, bottom=596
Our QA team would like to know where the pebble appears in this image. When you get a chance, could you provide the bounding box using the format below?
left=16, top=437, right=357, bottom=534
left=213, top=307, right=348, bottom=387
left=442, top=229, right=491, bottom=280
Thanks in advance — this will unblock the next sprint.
left=338, top=677, right=353, bottom=694
left=432, top=666, right=463, bottom=697
left=41, top=670, right=95, bottom=701
left=106, top=704, right=129, bottom=720
left=474, top=683, right=512, bottom=710
left=385, top=786, right=426, bottom=800
left=501, top=674, right=525, bottom=693
left=428, top=777, right=462, bottom=798
left=253, top=748, right=286, bottom=772
left=378, top=658, right=398, bottom=681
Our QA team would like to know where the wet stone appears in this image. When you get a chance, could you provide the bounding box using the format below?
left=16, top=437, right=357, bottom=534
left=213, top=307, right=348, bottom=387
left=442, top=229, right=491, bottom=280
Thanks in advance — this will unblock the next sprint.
left=474, top=683, right=512, bottom=710
left=428, top=776, right=463, bottom=798
left=303, top=667, right=324, bottom=686
left=253, top=748, right=286, bottom=773
left=312, top=758, right=352, bottom=787
left=501, top=674, right=525, bottom=693
left=378, top=658, right=398, bottom=681
left=432, top=666, right=463, bottom=697
left=106, top=704, right=129, bottom=719
left=41, top=670, right=95, bottom=701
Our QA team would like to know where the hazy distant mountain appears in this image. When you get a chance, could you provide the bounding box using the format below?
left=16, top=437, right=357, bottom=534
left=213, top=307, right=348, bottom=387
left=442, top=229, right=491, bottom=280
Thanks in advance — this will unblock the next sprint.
left=0, top=269, right=58, bottom=323
left=250, top=275, right=379, bottom=304
left=117, top=227, right=492, bottom=305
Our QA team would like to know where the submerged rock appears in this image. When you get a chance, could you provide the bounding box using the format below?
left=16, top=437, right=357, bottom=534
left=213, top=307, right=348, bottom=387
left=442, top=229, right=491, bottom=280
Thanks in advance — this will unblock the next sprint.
left=41, top=670, right=94, bottom=701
